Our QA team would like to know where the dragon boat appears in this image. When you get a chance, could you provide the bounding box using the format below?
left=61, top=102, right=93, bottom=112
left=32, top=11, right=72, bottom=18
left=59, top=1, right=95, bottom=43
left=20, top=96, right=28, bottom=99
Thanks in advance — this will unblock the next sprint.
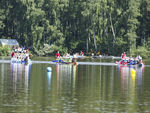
left=52, top=57, right=77, bottom=65
left=115, top=60, right=144, bottom=67
left=11, top=57, right=32, bottom=64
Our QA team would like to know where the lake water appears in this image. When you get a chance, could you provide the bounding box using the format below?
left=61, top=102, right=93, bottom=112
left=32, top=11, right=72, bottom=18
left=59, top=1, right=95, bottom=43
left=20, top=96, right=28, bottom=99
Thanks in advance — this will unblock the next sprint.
left=0, top=57, right=150, bottom=113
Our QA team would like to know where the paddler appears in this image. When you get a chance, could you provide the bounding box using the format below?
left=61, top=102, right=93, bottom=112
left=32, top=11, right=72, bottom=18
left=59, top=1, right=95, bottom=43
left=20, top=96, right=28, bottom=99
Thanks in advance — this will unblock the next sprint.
left=80, top=51, right=84, bottom=56
left=121, top=52, right=126, bottom=59
left=137, top=55, right=142, bottom=64
left=56, top=51, right=60, bottom=58
left=121, top=52, right=126, bottom=65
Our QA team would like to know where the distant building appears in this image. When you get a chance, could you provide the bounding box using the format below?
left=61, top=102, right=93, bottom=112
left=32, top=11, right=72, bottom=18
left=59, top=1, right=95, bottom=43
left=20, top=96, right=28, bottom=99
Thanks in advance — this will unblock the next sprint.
left=0, top=39, right=19, bottom=48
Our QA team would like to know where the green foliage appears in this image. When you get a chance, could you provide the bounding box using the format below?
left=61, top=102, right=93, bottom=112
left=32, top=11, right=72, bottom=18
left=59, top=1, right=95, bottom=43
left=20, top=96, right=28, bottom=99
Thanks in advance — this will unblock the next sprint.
left=0, top=47, right=11, bottom=56
left=131, top=46, right=150, bottom=58
left=113, top=38, right=127, bottom=55
left=38, top=43, right=67, bottom=56
left=0, top=9, right=5, bottom=35
left=0, top=0, right=150, bottom=57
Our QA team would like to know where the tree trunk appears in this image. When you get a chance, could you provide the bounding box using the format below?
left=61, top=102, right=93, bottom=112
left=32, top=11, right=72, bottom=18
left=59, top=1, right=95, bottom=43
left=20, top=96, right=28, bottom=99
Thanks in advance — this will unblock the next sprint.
left=109, top=13, right=116, bottom=47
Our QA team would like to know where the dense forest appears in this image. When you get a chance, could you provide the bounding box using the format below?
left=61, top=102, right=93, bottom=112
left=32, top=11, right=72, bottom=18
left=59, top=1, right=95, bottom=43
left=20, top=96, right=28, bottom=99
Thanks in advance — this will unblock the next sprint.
left=0, top=0, right=150, bottom=57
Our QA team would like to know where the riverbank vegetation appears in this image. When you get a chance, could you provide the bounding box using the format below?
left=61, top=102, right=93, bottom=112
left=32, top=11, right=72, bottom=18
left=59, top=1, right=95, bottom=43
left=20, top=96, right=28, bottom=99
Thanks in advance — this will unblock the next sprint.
left=0, top=47, right=11, bottom=56
left=0, top=0, right=150, bottom=58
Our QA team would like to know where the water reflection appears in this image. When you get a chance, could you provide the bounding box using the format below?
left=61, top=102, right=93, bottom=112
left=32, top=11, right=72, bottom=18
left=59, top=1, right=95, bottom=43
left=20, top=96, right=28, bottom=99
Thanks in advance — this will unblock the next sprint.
left=55, top=64, right=77, bottom=92
left=1, top=61, right=150, bottom=112
left=47, top=71, right=52, bottom=90
left=118, top=65, right=145, bottom=99
left=11, top=63, right=32, bottom=93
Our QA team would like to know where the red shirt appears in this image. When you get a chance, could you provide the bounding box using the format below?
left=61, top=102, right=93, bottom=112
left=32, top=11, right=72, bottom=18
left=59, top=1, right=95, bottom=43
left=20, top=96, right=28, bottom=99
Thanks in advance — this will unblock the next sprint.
left=121, top=53, right=126, bottom=59
left=80, top=51, right=84, bottom=55
left=56, top=53, right=60, bottom=58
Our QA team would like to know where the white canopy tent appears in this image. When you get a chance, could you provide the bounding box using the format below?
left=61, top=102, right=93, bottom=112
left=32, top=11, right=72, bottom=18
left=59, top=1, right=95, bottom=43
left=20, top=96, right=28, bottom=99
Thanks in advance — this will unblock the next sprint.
left=0, top=39, right=19, bottom=48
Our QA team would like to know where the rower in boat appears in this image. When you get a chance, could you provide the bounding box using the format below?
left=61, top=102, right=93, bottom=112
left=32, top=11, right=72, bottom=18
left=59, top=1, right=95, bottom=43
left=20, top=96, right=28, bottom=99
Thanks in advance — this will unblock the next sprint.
left=53, top=53, right=78, bottom=65
left=121, top=52, right=126, bottom=65
left=116, top=53, right=144, bottom=67
left=11, top=47, right=32, bottom=64
left=56, top=51, right=60, bottom=58
left=137, top=55, right=143, bottom=67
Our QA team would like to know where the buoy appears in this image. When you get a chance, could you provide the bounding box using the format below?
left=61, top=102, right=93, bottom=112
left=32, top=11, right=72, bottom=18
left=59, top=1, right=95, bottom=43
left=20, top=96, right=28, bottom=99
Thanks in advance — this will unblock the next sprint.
left=47, top=67, right=52, bottom=72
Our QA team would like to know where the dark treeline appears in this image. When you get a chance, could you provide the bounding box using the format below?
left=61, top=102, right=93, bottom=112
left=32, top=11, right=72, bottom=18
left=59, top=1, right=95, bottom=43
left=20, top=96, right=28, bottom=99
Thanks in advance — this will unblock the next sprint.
left=0, top=0, right=150, bottom=57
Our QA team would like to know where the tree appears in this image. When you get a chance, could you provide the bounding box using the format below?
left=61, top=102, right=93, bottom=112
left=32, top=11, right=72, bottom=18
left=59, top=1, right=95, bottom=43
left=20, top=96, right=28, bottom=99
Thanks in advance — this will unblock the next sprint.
left=125, top=0, right=140, bottom=55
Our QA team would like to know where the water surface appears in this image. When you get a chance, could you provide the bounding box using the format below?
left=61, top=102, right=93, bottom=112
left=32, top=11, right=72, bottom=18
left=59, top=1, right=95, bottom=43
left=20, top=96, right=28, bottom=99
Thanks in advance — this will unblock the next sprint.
left=0, top=58, right=150, bottom=113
